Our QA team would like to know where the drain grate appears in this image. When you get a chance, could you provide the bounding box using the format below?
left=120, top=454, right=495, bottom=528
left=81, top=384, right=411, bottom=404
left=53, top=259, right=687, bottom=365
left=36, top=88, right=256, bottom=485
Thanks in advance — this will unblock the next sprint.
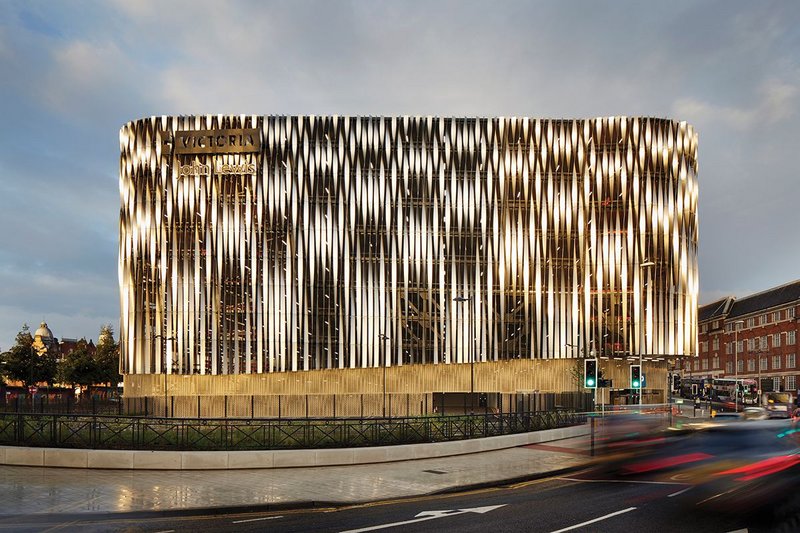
left=422, top=469, right=448, bottom=475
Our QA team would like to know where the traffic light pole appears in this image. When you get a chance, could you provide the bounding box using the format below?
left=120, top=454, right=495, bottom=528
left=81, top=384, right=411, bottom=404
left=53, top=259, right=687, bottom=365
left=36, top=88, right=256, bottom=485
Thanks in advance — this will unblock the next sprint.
left=667, top=364, right=673, bottom=427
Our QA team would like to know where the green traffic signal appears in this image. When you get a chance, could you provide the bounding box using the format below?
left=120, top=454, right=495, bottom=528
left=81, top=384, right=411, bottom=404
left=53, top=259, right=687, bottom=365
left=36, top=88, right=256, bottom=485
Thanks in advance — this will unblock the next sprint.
left=584, top=358, right=598, bottom=389
left=630, top=365, right=641, bottom=389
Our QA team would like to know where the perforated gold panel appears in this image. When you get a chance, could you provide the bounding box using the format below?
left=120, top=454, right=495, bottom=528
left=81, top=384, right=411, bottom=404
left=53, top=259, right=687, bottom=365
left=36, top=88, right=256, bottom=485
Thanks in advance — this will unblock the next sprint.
left=120, top=115, right=698, bottom=378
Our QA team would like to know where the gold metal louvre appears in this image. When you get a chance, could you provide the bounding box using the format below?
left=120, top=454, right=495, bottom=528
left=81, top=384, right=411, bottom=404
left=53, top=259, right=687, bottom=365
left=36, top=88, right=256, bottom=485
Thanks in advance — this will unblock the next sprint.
left=119, top=115, right=698, bottom=377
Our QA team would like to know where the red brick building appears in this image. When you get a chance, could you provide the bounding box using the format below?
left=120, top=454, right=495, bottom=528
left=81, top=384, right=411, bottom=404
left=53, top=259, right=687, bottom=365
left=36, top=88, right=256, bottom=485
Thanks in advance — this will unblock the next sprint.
left=693, top=280, right=800, bottom=394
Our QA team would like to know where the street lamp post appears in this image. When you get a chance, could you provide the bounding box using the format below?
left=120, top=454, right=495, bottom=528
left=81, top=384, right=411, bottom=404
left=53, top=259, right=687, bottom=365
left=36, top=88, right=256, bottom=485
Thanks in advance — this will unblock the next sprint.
left=154, top=334, right=176, bottom=417
left=378, top=333, right=390, bottom=417
left=753, top=349, right=768, bottom=402
left=639, top=261, right=655, bottom=406
left=733, top=320, right=744, bottom=413
left=453, top=296, right=474, bottom=411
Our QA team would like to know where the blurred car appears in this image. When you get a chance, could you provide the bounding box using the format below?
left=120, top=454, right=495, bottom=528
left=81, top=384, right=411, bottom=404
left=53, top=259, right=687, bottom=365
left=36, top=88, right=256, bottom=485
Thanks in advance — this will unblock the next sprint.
left=764, top=392, right=794, bottom=419
left=586, top=418, right=800, bottom=526
left=742, top=406, right=769, bottom=420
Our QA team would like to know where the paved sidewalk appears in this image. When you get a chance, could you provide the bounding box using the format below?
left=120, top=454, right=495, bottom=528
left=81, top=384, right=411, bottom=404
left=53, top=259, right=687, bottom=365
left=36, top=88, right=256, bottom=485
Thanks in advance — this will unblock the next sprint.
left=0, top=435, right=592, bottom=516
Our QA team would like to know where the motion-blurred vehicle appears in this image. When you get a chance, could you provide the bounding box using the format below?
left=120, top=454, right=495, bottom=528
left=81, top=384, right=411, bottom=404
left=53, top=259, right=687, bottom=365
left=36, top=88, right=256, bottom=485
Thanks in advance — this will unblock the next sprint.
left=587, top=418, right=800, bottom=527
left=742, top=406, right=769, bottom=420
left=763, top=391, right=794, bottom=419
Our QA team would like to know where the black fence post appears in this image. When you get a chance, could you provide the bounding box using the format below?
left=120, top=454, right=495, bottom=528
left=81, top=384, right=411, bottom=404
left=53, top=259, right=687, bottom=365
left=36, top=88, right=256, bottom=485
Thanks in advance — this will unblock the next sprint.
left=224, top=395, right=228, bottom=418
left=170, top=396, right=174, bottom=418
left=197, top=395, right=201, bottom=418
left=333, top=394, right=336, bottom=419
left=251, top=395, right=255, bottom=419
left=305, top=395, right=309, bottom=419
left=278, top=395, right=282, bottom=420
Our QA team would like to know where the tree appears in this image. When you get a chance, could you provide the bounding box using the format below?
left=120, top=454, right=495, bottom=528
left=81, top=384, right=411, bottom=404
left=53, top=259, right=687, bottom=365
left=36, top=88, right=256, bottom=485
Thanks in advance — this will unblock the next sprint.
left=95, top=324, right=121, bottom=387
left=57, top=339, right=101, bottom=392
left=56, top=325, right=121, bottom=395
left=0, top=324, right=57, bottom=388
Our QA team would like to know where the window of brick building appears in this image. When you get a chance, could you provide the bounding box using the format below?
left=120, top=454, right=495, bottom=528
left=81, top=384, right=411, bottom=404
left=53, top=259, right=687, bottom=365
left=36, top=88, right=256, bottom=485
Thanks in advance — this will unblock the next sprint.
left=761, top=357, right=769, bottom=371
left=726, top=361, right=733, bottom=374
left=773, top=355, right=781, bottom=369
left=748, top=359, right=755, bottom=372
left=774, top=333, right=781, bottom=348
left=790, top=308, right=796, bottom=319
left=713, top=356, right=719, bottom=369
left=747, top=317, right=755, bottom=328
left=787, top=375, right=796, bottom=392
left=702, top=359, right=708, bottom=370
left=774, top=377, right=782, bottom=391
left=787, top=353, right=796, bottom=368
left=713, top=338, right=719, bottom=351
left=789, top=331, right=796, bottom=345
left=737, top=360, right=744, bottom=373
left=694, top=360, right=699, bottom=371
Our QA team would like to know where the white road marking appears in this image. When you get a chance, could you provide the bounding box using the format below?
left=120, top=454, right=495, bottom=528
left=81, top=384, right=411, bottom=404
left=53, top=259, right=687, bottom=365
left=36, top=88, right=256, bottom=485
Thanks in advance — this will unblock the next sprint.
left=725, top=529, right=748, bottom=533
left=340, top=505, right=507, bottom=533
left=557, top=477, right=686, bottom=486
left=232, top=515, right=284, bottom=524
left=668, top=487, right=693, bottom=498
left=547, top=507, right=637, bottom=533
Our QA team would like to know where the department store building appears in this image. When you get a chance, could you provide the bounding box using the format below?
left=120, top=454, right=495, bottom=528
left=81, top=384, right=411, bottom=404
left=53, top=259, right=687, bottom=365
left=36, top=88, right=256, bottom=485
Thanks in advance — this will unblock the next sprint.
left=119, top=115, right=698, bottom=416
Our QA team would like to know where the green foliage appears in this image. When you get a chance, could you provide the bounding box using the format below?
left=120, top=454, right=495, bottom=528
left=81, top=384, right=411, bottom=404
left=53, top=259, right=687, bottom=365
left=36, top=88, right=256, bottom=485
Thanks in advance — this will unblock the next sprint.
left=57, top=325, right=121, bottom=390
left=95, top=324, right=122, bottom=386
left=0, top=324, right=58, bottom=387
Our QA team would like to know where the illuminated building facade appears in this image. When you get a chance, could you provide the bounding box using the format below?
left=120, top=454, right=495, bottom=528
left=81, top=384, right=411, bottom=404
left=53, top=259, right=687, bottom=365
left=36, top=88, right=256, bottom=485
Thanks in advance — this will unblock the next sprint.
left=120, top=115, right=698, bottom=404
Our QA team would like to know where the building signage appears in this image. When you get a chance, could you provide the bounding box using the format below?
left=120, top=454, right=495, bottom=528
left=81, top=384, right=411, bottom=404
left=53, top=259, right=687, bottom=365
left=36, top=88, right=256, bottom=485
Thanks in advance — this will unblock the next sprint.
left=173, top=128, right=261, bottom=154
left=178, top=160, right=257, bottom=178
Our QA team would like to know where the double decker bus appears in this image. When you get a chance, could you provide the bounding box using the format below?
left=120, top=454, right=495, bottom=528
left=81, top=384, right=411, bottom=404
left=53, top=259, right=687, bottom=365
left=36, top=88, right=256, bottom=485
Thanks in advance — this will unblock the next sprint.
left=679, top=377, right=758, bottom=411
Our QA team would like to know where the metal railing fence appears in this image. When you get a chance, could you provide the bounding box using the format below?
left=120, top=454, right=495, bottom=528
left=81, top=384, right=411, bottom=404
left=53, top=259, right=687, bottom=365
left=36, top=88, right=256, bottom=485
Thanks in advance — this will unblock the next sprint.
left=0, top=409, right=585, bottom=451
left=1, top=391, right=592, bottom=418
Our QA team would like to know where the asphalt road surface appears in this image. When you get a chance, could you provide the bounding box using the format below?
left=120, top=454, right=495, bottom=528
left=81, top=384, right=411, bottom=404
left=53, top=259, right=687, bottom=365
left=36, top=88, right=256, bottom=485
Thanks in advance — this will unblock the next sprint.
left=0, top=469, right=794, bottom=533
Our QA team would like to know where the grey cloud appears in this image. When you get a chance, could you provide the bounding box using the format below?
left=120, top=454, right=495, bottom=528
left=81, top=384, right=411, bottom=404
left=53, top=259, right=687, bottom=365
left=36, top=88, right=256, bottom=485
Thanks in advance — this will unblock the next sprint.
left=1, top=0, right=799, bottom=349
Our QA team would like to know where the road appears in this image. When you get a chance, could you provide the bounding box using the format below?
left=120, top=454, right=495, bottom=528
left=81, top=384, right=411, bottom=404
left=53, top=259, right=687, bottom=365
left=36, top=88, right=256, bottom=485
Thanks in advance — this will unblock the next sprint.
left=0, top=470, right=790, bottom=533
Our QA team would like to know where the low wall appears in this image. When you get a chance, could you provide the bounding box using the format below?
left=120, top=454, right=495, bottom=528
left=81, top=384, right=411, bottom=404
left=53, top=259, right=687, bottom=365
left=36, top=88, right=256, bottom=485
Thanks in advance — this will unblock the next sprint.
left=0, top=423, right=588, bottom=470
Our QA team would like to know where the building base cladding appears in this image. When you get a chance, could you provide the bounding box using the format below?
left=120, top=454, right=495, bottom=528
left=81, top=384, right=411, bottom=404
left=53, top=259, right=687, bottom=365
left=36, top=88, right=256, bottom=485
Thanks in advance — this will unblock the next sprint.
left=120, top=114, right=697, bottom=409
left=123, top=359, right=668, bottom=417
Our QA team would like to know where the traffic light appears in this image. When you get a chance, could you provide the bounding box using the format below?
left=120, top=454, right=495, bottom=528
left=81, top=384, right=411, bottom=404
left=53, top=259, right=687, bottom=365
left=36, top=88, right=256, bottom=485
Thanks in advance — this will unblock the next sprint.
left=584, top=358, right=598, bottom=389
left=672, top=373, right=682, bottom=392
left=630, top=365, right=641, bottom=389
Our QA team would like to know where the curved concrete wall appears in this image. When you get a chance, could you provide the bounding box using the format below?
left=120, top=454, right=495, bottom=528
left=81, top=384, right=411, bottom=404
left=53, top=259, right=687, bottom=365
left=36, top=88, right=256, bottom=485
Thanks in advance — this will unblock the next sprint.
left=0, top=424, right=587, bottom=470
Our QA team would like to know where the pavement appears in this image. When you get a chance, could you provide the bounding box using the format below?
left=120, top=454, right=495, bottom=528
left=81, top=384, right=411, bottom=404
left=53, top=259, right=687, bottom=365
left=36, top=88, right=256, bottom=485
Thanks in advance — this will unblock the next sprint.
left=0, top=434, right=592, bottom=517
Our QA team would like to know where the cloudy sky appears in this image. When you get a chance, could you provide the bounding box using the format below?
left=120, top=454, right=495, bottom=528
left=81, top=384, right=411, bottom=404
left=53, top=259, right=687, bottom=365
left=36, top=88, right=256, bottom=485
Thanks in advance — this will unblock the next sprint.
left=0, top=0, right=798, bottom=350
